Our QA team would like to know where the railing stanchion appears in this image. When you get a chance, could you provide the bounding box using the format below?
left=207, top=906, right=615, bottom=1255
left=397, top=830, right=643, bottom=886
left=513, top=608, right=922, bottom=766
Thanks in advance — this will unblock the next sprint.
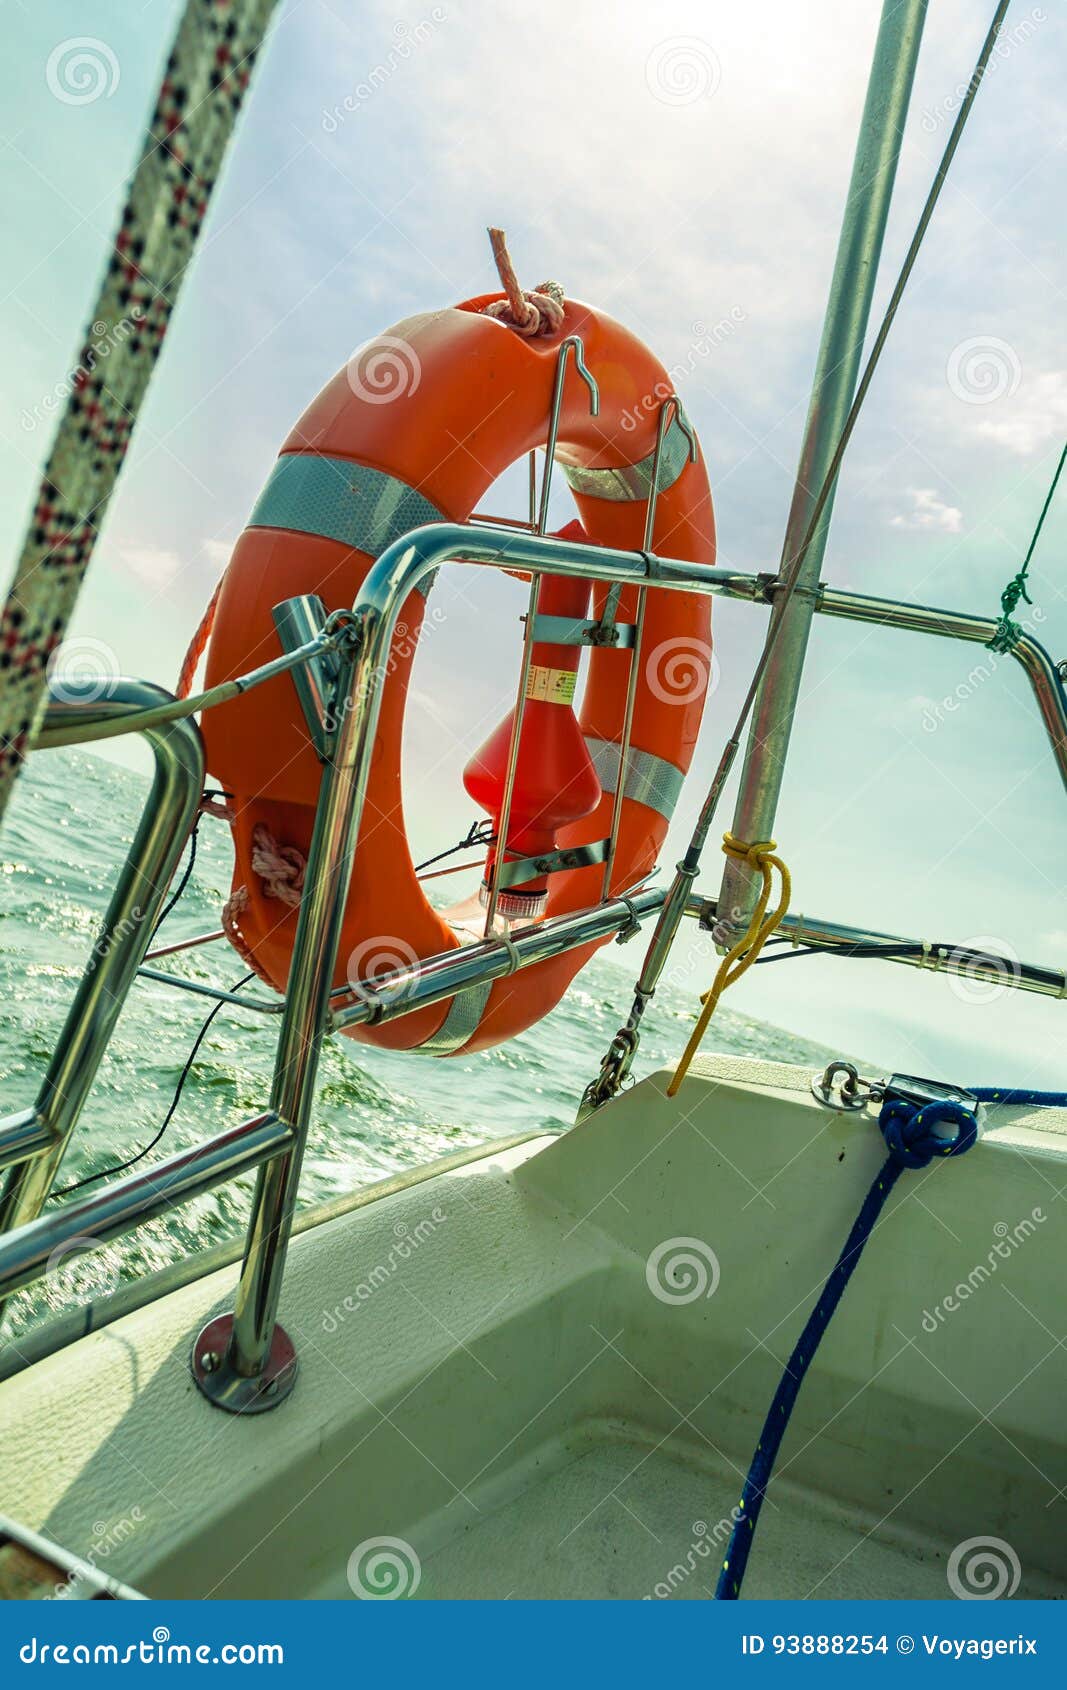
left=0, top=679, right=204, bottom=1303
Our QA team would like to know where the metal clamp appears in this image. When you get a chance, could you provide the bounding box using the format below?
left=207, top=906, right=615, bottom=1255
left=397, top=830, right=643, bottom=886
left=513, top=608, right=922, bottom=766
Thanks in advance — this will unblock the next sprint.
left=528, top=612, right=636, bottom=649
left=810, top=1060, right=879, bottom=1112
left=811, top=1062, right=979, bottom=1116
left=492, top=838, right=609, bottom=892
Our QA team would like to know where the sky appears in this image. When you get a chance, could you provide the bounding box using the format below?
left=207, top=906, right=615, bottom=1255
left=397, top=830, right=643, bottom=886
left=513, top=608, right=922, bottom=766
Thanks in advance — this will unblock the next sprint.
left=1, top=0, right=1065, bottom=1087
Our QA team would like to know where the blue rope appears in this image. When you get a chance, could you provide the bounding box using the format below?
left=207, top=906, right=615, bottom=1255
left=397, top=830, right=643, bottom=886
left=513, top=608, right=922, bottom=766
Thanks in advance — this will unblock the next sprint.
left=715, top=1094, right=979, bottom=1601
left=971, top=1086, right=1067, bottom=1108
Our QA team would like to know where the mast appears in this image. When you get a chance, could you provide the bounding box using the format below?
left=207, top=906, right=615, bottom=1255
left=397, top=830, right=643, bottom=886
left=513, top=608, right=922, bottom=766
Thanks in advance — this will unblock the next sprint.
left=716, top=0, right=928, bottom=934
left=579, top=0, right=930, bottom=1118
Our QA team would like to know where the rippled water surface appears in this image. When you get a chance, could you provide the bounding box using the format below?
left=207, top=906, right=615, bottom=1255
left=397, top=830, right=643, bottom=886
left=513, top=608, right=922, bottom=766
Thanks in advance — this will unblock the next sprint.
left=0, top=750, right=842, bottom=1338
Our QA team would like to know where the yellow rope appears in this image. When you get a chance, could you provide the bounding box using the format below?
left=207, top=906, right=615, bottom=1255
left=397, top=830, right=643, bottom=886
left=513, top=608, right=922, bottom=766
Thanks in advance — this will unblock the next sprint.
left=666, top=833, right=791, bottom=1097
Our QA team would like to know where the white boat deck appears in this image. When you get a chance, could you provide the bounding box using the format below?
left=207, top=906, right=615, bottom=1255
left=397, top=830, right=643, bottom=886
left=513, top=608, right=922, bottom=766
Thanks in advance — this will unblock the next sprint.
left=1, top=1054, right=1065, bottom=1601
left=318, top=1433, right=1018, bottom=1602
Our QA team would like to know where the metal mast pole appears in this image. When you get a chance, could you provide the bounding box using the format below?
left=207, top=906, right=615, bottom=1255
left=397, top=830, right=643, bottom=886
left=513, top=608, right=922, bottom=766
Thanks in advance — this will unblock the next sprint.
left=717, top=0, right=928, bottom=935
left=579, top=0, right=929, bottom=1119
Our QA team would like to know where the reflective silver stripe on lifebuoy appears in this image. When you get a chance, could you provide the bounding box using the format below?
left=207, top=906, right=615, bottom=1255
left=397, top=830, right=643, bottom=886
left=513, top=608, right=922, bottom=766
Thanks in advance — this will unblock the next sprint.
left=560, top=404, right=695, bottom=503
left=585, top=736, right=685, bottom=822
left=248, top=455, right=445, bottom=594
left=414, top=976, right=493, bottom=1056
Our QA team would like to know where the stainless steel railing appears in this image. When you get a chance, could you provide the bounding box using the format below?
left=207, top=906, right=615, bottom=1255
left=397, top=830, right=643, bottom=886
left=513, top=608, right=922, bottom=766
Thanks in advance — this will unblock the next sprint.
left=0, top=679, right=204, bottom=1214
left=0, top=524, right=1064, bottom=1404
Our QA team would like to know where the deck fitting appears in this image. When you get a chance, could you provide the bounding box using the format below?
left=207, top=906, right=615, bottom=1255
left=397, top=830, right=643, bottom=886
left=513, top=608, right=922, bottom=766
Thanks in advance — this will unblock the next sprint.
left=191, top=1313, right=297, bottom=1414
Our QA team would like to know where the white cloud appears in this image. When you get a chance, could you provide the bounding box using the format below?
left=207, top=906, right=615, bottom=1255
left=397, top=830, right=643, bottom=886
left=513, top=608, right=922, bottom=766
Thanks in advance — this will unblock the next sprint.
left=975, top=371, right=1067, bottom=456
left=119, top=545, right=183, bottom=585
left=889, top=488, right=963, bottom=534
left=203, top=537, right=236, bottom=571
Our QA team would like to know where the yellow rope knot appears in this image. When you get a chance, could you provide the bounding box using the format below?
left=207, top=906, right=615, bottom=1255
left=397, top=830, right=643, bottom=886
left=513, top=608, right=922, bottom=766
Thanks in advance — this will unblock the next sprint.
left=667, top=832, right=791, bottom=1097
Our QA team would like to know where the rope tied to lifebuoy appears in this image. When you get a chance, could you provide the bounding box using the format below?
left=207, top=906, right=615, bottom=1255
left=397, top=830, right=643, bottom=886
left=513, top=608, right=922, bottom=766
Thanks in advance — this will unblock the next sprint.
left=483, top=227, right=565, bottom=338
left=221, top=823, right=307, bottom=985
left=249, top=822, right=306, bottom=907
left=176, top=572, right=225, bottom=700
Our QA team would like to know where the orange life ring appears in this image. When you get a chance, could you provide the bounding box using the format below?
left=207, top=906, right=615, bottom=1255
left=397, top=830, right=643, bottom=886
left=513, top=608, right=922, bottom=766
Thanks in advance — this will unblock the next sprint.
left=200, top=294, right=715, bottom=1055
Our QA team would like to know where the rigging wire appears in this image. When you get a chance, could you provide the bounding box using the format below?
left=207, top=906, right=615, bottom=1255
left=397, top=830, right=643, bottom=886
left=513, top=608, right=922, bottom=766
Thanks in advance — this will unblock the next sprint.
left=683, top=0, right=1012, bottom=860
left=55, top=787, right=250, bottom=1199
left=52, top=972, right=258, bottom=1199
left=987, top=439, right=1067, bottom=652
left=149, top=788, right=232, bottom=941
left=415, top=819, right=495, bottom=877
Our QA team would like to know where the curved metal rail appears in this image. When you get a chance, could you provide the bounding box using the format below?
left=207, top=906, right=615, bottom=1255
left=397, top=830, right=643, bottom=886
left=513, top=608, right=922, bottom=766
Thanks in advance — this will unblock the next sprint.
left=0, top=679, right=204, bottom=1214
left=0, top=526, right=1064, bottom=1402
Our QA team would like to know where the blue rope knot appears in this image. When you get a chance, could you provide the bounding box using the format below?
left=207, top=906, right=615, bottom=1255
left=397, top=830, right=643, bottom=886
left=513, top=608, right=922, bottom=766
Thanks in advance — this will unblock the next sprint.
left=879, top=1096, right=978, bottom=1169
left=716, top=1084, right=983, bottom=1600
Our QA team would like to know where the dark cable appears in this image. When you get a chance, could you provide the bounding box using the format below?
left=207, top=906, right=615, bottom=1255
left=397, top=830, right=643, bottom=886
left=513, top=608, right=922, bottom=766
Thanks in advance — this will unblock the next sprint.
left=150, top=817, right=198, bottom=939
left=52, top=971, right=257, bottom=1198
left=149, top=787, right=233, bottom=941
left=415, top=819, right=495, bottom=875
left=754, top=941, right=924, bottom=966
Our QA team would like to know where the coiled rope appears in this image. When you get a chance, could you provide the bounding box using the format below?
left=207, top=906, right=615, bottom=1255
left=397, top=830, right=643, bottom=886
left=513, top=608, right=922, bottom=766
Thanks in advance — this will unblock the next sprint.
left=483, top=227, right=565, bottom=337
left=667, top=833, right=790, bottom=1096
left=716, top=1090, right=979, bottom=1600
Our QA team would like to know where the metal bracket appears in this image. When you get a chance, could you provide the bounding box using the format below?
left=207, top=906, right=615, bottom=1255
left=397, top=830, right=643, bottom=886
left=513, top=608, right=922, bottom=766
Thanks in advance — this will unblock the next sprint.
left=191, top=1312, right=297, bottom=1414
left=272, top=595, right=341, bottom=761
left=811, top=1060, right=876, bottom=1112
left=756, top=571, right=825, bottom=606
left=810, top=1062, right=978, bottom=1116
left=528, top=611, right=636, bottom=649
left=493, top=838, right=608, bottom=891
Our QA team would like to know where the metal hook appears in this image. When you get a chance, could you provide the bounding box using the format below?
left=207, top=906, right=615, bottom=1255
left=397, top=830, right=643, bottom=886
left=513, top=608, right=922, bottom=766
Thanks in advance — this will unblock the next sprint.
left=537, top=336, right=600, bottom=535
left=643, top=394, right=697, bottom=551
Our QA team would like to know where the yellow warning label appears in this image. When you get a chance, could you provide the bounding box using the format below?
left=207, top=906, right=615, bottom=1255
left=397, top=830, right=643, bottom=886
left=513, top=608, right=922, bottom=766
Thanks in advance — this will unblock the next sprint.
left=525, top=665, right=578, bottom=705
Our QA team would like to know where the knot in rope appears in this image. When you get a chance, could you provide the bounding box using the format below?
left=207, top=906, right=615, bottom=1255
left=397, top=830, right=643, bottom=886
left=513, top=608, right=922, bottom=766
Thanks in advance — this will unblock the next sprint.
left=722, top=831, right=778, bottom=870
left=483, top=227, right=565, bottom=337
left=667, top=833, right=791, bottom=1096
left=985, top=442, right=1065, bottom=654
left=250, top=822, right=306, bottom=907
left=999, top=569, right=1033, bottom=619
left=987, top=570, right=1033, bottom=653
left=716, top=1077, right=983, bottom=1601
left=879, top=1095, right=978, bottom=1169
